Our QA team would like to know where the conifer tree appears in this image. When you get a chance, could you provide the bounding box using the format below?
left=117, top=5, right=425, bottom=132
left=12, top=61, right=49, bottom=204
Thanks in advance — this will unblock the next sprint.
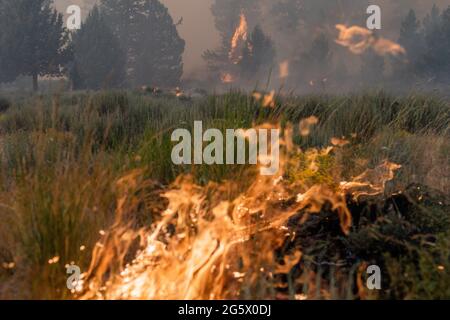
left=239, top=26, right=275, bottom=81
left=0, top=0, right=71, bottom=91
left=100, top=0, right=185, bottom=87
left=71, top=6, right=126, bottom=90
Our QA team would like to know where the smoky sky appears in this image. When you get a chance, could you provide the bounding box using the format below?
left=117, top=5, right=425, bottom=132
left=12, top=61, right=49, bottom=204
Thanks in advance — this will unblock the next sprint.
left=160, top=0, right=220, bottom=75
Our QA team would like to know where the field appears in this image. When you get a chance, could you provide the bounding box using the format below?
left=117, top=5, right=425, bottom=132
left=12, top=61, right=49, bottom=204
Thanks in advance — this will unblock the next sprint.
left=0, top=90, right=449, bottom=299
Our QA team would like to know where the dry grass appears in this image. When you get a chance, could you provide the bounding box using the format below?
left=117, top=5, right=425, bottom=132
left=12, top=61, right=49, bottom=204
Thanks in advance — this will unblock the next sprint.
left=0, top=90, right=448, bottom=299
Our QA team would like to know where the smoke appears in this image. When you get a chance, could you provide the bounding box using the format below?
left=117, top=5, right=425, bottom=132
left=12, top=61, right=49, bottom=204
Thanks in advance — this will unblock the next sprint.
left=203, top=0, right=449, bottom=91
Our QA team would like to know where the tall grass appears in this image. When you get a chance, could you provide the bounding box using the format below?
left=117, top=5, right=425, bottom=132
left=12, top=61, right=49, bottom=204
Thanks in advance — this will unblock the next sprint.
left=0, top=90, right=448, bottom=299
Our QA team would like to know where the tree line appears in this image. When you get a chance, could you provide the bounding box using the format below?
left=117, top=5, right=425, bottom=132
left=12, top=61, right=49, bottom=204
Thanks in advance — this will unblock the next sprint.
left=1, top=0, right=449, bottom=91
left=206, top=0, right=450, bottom=90
left=0, top=0, right=185, bottom=91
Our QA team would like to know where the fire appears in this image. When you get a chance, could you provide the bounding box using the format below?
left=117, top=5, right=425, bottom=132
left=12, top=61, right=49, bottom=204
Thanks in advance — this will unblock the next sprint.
left=299, top=116, right=319, bottom=136
left=372, top=38, right=406, bottom=57
left=48, top=256, right=60, bottom=264
left=335, top=24, right=406, bottom=56
left=279, top=60, right=289, bottom=79
left=262, top=91, right=276, bottom=108
left=340, top=161, right=402, bottom=200
left=253, top=90, right=276, bottom=108
left=331, top=137, right=350, bottom=147
left=78, top=121, right=401, bottom=300
left=229, top=13, right=248, bottom=64
left=221, top=72, right=235, bottom=83
left=219, top=12, right=250, bottom=84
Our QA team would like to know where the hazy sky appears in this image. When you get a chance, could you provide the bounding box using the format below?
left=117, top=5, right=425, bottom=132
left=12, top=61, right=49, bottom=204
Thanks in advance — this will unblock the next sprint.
left=160, top=0, right=219, bottom=75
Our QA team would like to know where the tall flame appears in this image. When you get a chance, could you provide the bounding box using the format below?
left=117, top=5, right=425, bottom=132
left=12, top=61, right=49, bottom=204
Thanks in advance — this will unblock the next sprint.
left=229, top=13, right=249, bottom=64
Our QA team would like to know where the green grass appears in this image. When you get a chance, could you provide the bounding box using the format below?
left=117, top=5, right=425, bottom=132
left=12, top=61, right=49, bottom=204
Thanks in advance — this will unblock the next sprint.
left=0, top=90, right=448, bottom=299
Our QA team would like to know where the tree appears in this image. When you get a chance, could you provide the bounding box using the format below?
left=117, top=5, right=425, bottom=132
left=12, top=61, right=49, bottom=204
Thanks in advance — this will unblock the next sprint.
left=100, top=0, right=185, bottom=87
left=421, top=5, right=450, bottom=83
left=0, top=0, right=71, bottom=91
left=399, top=10, right=423, bottom=61
left=70, top=6, right=126, bottom=90
left=203, top=0, right=260, bottom=83
left=211, top=0, right=260, bottom=50
left=360, top=48, right=385, bottom=85
left=293, top=33, right=332, bottom=87
left=393, top=9, right=424, bottom=80
left=239, top=25, right=275, bottom=81
left=423, top=4, right=441, bottom=35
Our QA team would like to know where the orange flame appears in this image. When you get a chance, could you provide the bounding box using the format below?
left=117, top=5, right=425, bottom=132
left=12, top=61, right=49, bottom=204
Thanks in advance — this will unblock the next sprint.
left=221, top=72, right=235, bottom=84
left=229, top=13, right=248, bottom=64
left=340, top=161, right=402, bottom=200
left=279, top=60, right=289, bottom=79
left=253, top=90, right=276, bottom=108
left=299, top=116, right=319, bottom=136
left=79, top=121, right=401, bottom=300
left=335, top=24, right=406, bottom=56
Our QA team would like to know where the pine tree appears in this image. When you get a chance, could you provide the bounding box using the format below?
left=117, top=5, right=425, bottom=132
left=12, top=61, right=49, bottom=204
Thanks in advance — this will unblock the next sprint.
left=211, top=0, right=260, bottom=50
left=293, top=33, right=332, bottom=87
left=394, top=9, right=424, bottom=80
left=204, top=0, right=260, bottom=83
left=421, top=5, right=450, bottom=83
left=100, top=0, right=185, bottom=87
left=0, top=0, right=71, bottom=91
left=423, top=4, right=441, bottom=34
left=437, top=6, right=450, bottom=83
left=239, top=26, right=275, bottom=81
left=399, top=10, right=423, bottom=62
left=71, top=6, right=126, bottom=90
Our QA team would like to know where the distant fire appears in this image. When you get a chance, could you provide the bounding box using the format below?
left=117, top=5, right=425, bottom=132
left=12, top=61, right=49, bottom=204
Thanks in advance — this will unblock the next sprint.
left=221, top=72, right=235, bottom=83
left=279, top=60, right=289, bottom=79
left=335, top=24, right=406, bottom=56
left=218, top=12, right=250, bottom=84
left=253, top=90, right=276, bottom=108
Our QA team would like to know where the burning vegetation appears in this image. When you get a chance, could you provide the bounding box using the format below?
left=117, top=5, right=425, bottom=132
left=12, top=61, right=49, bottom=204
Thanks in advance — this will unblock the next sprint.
left=0, top=91, right=449, bottom=300
left=0, top=0, right=450, bottom=302
left=229, top=13, right=249, bottom=65
left=79, top=152, right=401, bottom=299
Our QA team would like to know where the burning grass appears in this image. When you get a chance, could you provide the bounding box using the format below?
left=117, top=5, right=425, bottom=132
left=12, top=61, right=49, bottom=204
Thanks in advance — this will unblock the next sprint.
left=0, top=90, right=448, bottom=299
